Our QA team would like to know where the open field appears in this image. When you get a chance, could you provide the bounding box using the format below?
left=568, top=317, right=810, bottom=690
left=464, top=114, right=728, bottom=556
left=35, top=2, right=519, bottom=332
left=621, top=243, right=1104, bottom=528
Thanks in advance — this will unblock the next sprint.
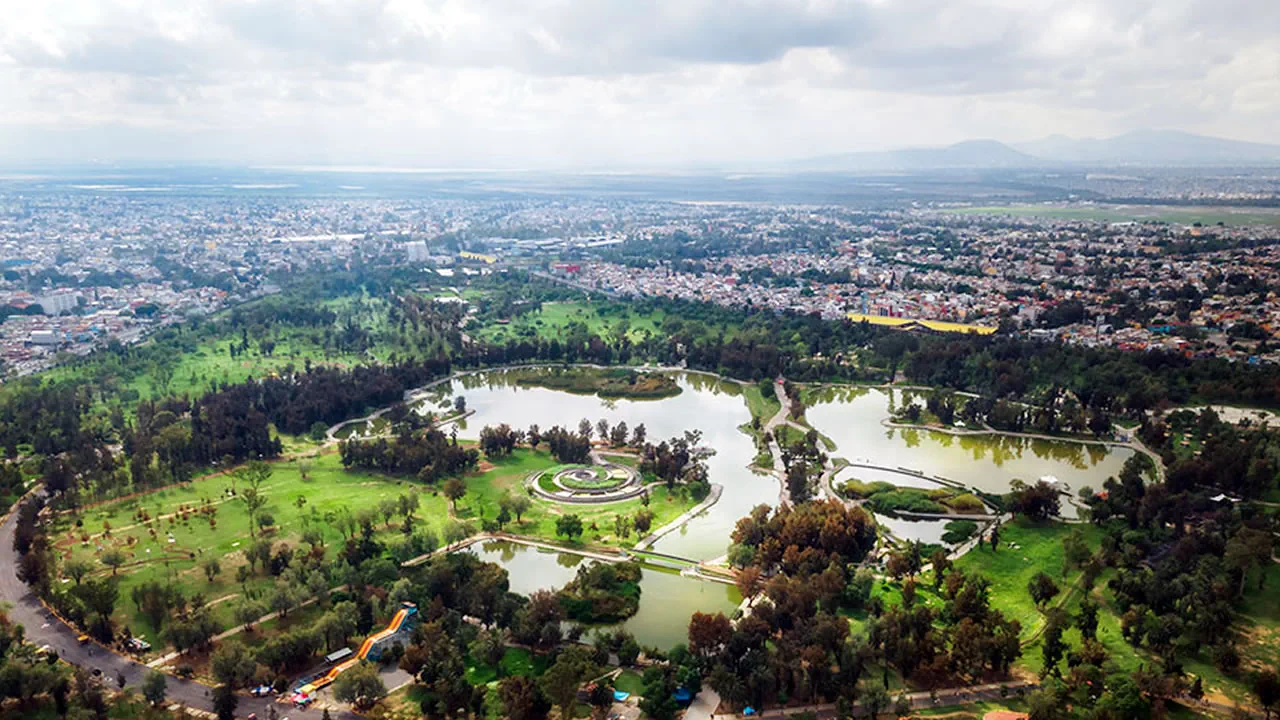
left=453, top=449, right=697, bottom=548
left=41, top=329, right=370, bottom=404
left=954, top=521, right=1278, bottom=705
left=946, top=203, right=1280, bottom=227
left=53, top=446, right=697, bottom=644
left=52, top=452, right=435, bottom=640
left=472, top=301, right=668, bottom=344
left=951, top=519, right=1101, bottom=641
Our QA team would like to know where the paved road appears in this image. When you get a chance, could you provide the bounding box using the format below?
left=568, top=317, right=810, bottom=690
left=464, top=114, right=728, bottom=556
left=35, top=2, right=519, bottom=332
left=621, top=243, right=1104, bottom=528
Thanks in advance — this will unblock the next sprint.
left=0, top=493, right=353, bottom=719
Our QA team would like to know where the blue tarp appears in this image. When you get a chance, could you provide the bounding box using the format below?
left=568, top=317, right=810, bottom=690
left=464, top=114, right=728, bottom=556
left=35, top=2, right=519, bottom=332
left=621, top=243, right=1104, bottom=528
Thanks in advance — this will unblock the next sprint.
left=674, top=688, right=692, bottom=703
left=744, top=707, right=756, bottom=716
left=613, top=691, right=630, bottom=702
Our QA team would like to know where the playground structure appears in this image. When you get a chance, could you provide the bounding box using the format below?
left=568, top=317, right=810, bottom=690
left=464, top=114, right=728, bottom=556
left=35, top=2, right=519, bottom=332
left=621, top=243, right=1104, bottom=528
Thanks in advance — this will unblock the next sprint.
left=293, top=602, right=418, bottom=700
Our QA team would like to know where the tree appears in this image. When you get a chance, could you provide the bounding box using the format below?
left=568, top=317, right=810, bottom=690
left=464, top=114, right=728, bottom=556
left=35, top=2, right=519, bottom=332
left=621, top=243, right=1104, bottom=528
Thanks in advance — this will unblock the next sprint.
left=736, top=566, right=763, bottom=605
left=1254, top=670, right=1280, bottom=720
left=929, top=548, right=951, bottom=591
left=1028, top=572, right=1060, bottom=610
left=309, top=422, right=329, bottom=442
left=212, top=684, right=238, bottom=720
left=1041, top=610, right=1068, bottom=677
left=101, top=549, right=126, bottom=576
left=1008, top=480, right=1061, bottom=522
left=443, top=477, right=467, bottom=511
left=333, top=661, right=387, bottom=710
left=471, top=628, right=507, bottom=676
left=541, top=647, right=593, bottom=720
left=556, top=514, right=584, bottom=540
left=142, top=670, right=167, bottom=707
left=1027, top=684, right=1068, bottom=720
left=1062, top=528, right=1091, bottom=576
left=1076, top=599, right=1099, bottom=641
left=509, top=494, right=532, bottom=523
left=633, top=509, right=654, bottom=535
left=861, top=686, right=889, bottom=719
left=688, top=612, right=733, bottom=658
left=64, top=559, right=91, bottom=585
left=235, top=461, right=273, bottom=537
left=241, top=486, right=268, bottom=537
left=500, top=675, right=548, bottom=720
left=202, top=557, right=221, bottom=583
left=234, top=599, right=265, bottom=631
left=211, top=641, right=257, bottom=689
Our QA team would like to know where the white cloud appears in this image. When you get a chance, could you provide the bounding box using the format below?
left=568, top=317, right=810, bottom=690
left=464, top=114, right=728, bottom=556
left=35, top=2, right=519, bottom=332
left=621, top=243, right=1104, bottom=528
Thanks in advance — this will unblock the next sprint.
left=0, top=0, right=1276, bottom=167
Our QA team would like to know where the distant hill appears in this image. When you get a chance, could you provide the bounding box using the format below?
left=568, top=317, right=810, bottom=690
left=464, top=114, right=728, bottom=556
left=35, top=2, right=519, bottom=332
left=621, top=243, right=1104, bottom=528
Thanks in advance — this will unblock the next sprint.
left=792, top=139, right=1041, bottom=171
left=789, top=130, right=1280, bottom=171
left=1013, top=129, right=1280, bottom=166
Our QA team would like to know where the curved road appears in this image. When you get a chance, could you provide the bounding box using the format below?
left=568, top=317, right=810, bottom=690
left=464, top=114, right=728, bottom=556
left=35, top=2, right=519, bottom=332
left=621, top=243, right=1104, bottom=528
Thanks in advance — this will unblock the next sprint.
left=0, top=494, right=353, bottom=719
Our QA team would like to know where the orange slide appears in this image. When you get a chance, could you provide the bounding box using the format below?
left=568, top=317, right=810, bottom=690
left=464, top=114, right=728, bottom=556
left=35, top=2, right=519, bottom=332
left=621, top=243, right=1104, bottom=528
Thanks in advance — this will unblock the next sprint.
left=301, top=606, right=413, bottom=693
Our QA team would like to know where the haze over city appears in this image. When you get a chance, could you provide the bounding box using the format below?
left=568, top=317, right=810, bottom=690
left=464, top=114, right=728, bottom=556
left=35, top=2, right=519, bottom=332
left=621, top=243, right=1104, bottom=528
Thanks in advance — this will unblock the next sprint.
left=2, top=0, right=1279, bottom=168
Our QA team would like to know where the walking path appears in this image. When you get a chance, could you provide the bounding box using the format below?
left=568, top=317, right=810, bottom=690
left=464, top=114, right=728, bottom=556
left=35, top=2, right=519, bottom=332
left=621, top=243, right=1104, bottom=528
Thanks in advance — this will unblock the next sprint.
left=880, top=418, right=1166, bottom=481
left=634, top=483, right=723, bottom=550
left=0, top=492, right=355, bottom=720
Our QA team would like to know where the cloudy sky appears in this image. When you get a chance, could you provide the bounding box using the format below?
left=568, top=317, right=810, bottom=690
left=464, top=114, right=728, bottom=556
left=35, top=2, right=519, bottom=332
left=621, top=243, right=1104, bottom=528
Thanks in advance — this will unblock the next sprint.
left=1, top=0, right=1277, bottom=168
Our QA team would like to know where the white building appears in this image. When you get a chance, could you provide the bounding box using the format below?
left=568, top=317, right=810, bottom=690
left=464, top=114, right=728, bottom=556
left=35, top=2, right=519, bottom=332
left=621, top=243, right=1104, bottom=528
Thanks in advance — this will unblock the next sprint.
left=30, top=330, right=60, bottom=345
left=37, top=292, right=79, bottom=315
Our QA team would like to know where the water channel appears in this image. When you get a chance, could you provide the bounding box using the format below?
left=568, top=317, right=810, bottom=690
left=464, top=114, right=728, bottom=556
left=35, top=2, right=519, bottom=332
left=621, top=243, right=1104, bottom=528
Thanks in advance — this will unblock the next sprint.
left=411, top=370, right=1135, bottom=649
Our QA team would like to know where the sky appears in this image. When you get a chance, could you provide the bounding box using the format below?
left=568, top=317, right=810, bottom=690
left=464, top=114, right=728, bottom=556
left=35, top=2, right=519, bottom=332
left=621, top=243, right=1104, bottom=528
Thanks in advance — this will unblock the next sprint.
left=1, top=0, right=1278, bottom=169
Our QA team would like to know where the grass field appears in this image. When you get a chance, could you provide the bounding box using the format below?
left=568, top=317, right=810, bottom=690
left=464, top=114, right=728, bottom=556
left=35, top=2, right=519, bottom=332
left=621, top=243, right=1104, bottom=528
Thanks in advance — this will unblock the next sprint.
left=951, top=519, right=1101, bottom=641
left=39, top=324, right=373, bottom=417
left=53, top=446, right=697, bottom=646
left=743, top=383, right=781, bottom=422
left=453, top=449, right=696, bottom=548
left=946, top=204, right=1280, bottom=227
left=957, top=521, right=1278, bottom=704
left=52, top=452, right=435, bottom=641
left=473, top=301, right=668, bottom=344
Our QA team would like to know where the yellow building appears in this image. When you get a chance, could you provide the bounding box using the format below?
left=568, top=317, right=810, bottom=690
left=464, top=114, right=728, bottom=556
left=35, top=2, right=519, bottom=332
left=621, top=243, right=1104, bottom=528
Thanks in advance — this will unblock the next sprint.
left=459, top=251, right=497, bottom=264
left=846, top=312, right=997, bottom=336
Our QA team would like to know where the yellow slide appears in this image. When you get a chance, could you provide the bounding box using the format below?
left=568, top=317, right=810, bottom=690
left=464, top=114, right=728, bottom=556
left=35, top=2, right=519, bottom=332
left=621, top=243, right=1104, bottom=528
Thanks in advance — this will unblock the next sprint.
left=304, top=607, right=412, bottom=692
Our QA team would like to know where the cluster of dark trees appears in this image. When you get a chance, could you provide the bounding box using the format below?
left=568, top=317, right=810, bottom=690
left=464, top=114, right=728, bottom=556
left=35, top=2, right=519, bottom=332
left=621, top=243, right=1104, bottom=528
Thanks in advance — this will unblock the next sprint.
left=1077, top=453, right=1276, bottom=680
left=638, top=429, right=710, bottom=495
left=728, top=501, right=878, bottom=576
left=776, top=427, right=828, bottom=504
left=0, top=382, right=93, bottom=457
left=339, top=428, right=479, bottom=482
left=538, top=425, right=593, bottom=464
left=555, top=560, right=642, bottom=622
left=699, top=499, right=1025, bottom=712
left=1142, top=406, right=1279, bottom=498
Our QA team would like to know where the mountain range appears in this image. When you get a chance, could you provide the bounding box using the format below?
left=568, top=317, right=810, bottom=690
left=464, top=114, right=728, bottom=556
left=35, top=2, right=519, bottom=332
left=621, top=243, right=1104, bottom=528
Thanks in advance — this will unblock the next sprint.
left=790, top=130, right=1280, bottom=171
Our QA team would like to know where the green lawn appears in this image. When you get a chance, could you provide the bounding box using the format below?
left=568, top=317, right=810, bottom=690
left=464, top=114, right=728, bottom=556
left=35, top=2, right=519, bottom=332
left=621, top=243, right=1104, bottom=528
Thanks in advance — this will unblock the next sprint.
left=952, top=519, right=1101, bottom=641
left=613, top=669, right=645, bottom=696
left=465, top=646, right=549, bottom=685
left=472, top=301, right=668, bottom=345
left=743, top=383, right=781, bottom=422
left=54, top=445, right=696, bottom=646
left=454, top=449, right=697, bottom=548
left=53, top=452, right=437, bottom=641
